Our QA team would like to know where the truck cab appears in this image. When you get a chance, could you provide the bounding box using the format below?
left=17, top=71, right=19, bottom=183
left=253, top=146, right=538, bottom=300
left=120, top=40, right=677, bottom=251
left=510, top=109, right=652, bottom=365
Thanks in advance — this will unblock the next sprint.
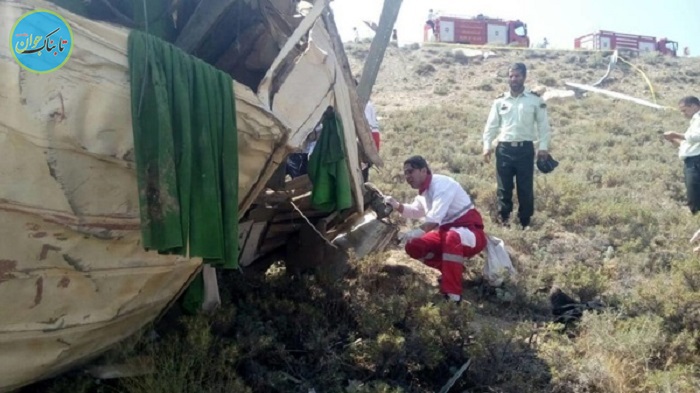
left=657, top=38, right=678, bottom=56
left=508, top=20, right=529, bottom=47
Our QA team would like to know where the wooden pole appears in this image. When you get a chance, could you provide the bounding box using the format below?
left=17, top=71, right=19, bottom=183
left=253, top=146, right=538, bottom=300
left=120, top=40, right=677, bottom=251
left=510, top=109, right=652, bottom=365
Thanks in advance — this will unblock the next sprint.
left=357, top=0, right=403, bottom=108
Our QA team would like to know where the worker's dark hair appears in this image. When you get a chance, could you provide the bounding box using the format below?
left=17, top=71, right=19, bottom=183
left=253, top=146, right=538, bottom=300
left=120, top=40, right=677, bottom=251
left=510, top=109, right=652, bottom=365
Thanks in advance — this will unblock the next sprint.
left=679, top=96, right=700, bottom=107
left=510, top=62, right=527, bottom=77
left=404, top=155, right=431, bottom=174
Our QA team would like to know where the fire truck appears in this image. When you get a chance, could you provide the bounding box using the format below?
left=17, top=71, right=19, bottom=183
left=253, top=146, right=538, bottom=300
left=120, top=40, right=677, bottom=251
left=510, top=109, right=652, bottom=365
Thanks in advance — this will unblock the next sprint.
left=574, top=30, right=678, bottom=56
left=424, top=14, right=530, bottom=47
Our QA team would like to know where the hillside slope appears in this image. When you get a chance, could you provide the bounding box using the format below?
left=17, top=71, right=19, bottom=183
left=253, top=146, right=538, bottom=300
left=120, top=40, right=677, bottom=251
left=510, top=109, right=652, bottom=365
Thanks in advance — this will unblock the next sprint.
left=348, top=42, right=700, bottom=392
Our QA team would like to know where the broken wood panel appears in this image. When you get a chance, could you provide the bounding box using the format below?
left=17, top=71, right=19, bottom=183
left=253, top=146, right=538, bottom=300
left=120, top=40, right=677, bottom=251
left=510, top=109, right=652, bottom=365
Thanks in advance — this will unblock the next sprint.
left=265, top=162, right=287, bottom=191
left=332, top=212, right=399, bottom=259
left=271, top=209, right=327, bottom=223
left=265, top=222, right=304, bottom=238
left=238, top=137, right=291, bottom=216
left=198, top=3, right=269, bottom=71
left=254, top=189, right=289, bottom=206
left=267, top=192, right=314, bottom=212
left=308, top=26, right=365, bottom=213
left=289, top=192, right=313, bottom=211
left=285, top=174, right=311, bottom=191
left=287, top=185, right=313, bottom=199
left=257, top=235, right=290, bottom=256
left=246, top=206, right=277, bottom=222
left=259, top=0, right=296, bottom=47
left=237, top=221, right=254, bottom=261
left=259, top=26, right=335, bottom=147
left=324, top=212, right=362, bottom=241
left=240, top=222, right=268, bottom=267
left=315, top=211, right=340, bottom=234
left=322, top=10, right=383, bottom=168
left=257, top=0, right=330, bottom=109
left=214, top=22, right=267, bottom=75
left=321, top=205, right=363, bottom=237
left=254, top=185, right=311, bottom=207
left=174, top=0, right=239, bottom=53
left=257, top=8, right=369, bottom=214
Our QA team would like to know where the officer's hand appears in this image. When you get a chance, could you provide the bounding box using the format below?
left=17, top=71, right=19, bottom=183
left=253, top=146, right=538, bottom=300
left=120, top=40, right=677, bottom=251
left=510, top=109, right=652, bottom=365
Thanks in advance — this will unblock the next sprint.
left=482, top=149, right=491, bottom=163
left=663, top=131, right=681, bottom=142
left=537, top=150, right=550, bottom=160
left=383, top=196, right=400, bottom=209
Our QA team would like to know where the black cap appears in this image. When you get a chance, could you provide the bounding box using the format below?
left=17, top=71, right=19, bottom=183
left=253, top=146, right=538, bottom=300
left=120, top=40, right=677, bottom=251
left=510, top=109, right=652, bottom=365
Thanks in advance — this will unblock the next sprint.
left=536, top=155, right=559, bottom=174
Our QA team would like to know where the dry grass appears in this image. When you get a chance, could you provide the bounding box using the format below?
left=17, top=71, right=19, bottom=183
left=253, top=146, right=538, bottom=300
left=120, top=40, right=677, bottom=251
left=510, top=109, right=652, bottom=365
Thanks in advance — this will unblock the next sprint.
left=30, top=44, right=700, bottom=393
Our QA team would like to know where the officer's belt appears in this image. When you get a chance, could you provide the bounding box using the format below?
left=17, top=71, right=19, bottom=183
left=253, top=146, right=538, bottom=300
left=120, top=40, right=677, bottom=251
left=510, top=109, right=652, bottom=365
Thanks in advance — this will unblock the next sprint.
left=498, top=141, right=533, bottom=147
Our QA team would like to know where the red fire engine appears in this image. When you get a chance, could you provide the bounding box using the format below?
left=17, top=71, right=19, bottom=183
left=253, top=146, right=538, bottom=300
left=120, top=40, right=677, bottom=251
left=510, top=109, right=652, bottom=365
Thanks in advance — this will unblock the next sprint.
left=574, top=30, right=678, bottom=56
left=424, top=14, right=530, bottom=47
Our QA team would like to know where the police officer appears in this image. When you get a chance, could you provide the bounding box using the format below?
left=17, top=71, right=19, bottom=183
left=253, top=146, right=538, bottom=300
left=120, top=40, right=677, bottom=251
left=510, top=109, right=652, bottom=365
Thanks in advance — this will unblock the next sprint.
left=482, top=63, right=552, bottom=229
left=663, top=96, right=700, bottom=214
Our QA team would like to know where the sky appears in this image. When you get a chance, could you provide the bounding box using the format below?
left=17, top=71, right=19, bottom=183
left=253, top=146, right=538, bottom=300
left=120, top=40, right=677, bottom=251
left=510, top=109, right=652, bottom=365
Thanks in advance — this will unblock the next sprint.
left=330, top=0, right=699, bottom=55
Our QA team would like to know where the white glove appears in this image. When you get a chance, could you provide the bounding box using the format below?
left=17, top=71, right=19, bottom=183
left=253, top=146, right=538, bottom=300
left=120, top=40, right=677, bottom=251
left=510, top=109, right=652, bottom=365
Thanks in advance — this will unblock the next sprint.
left=691, top=229, right=700, bottom=252
left=384, top=195, right=400, bottom=209
left=399, top=228, right=425, bottom=243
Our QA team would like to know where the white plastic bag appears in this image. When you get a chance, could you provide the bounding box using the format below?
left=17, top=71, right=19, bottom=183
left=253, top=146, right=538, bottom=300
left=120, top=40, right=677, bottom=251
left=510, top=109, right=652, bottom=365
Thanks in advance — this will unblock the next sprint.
left=483, top=235, right=517, bottom=287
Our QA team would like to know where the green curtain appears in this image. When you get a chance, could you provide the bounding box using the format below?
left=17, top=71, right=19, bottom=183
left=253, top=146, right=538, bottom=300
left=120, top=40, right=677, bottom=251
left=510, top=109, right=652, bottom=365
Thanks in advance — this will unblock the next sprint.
left=127, top=30, right=239, bottom=272
left=307, top=108, right=353, bottom=212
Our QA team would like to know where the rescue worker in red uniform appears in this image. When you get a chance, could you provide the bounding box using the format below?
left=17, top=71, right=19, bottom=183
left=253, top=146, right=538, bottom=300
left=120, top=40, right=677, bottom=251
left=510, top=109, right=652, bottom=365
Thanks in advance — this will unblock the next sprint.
left=384, top=156, right=487, bottom=302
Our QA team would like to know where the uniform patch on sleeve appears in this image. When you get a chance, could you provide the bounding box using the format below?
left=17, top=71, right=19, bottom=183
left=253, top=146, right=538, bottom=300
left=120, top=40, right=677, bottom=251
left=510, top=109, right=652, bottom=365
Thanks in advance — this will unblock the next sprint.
left=540, top=103, right=547, bottom=108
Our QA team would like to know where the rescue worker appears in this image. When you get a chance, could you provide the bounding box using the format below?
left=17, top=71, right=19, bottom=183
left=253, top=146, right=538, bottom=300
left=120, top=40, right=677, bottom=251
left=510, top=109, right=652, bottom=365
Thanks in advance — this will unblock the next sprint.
left=663, top=96, right=700, bottom=214
left=384, top=155, right=487, bottom=303
left=482, top=62, right=552, bottom=229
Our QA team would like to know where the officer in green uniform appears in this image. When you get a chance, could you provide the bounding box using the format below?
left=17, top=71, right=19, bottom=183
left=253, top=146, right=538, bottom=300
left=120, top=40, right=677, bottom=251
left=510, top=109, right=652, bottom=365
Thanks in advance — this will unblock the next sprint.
left=482, top=63, right=552, bottom=229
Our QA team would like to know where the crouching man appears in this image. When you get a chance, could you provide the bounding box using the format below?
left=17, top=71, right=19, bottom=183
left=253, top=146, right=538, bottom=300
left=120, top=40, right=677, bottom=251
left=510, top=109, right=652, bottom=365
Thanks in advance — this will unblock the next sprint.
left=384, top=155, right=487, bottom=302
